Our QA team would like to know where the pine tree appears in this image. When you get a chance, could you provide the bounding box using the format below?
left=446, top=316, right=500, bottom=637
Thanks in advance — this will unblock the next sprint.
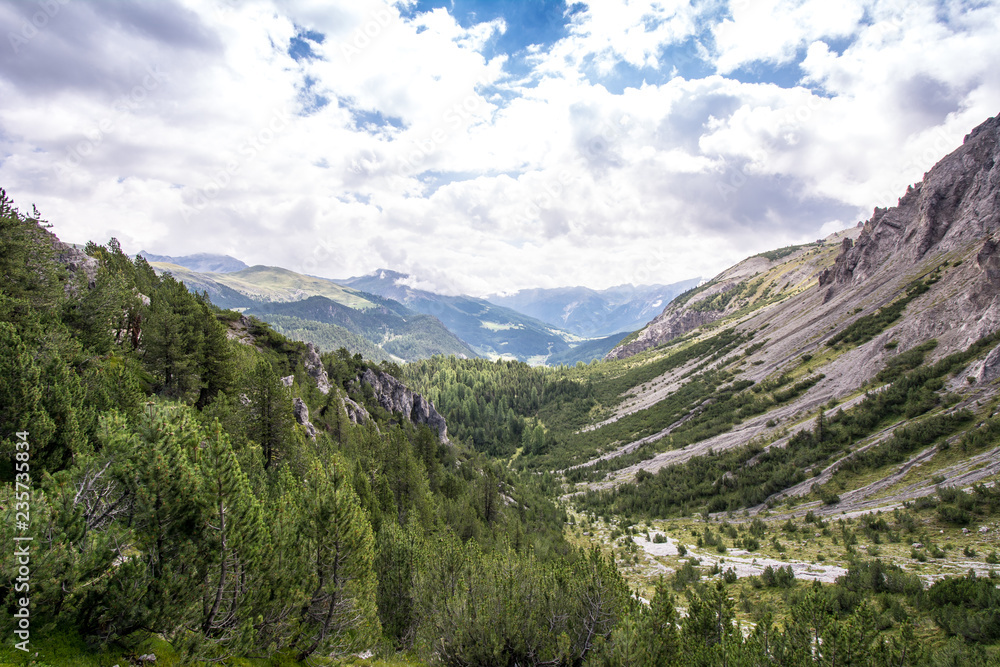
left=0, top=190, right=61, bottom=318
left=681, top=581, right=740, bottom=666
left=0, top=323, right=54, bottom=477
left=189, top=421, right=267, bottom=660
left=142, top=278, right=199, bottom=398
left=61, top=253, right=139, bottom=355
left=375, top=518, right=422, bottom=647
left=253, top=466, right=310, bottom=655
left=293, top=455, right=380, bottom=660
left=243, top=358, right=295, bottom=469
left=194, top=296, right=234, bottom=408
left=125, top=406, right=206, bottom=635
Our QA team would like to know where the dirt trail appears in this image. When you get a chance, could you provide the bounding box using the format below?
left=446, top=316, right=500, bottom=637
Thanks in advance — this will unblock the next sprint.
left=632, top=529, right=1000, bottom=585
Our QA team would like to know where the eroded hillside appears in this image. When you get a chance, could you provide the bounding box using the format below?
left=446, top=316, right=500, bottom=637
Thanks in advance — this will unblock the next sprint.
left=532, top=115, right=1000, bottom=527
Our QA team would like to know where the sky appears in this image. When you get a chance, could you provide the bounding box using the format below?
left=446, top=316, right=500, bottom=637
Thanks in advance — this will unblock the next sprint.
left=1, top=0, right=999, bottom=297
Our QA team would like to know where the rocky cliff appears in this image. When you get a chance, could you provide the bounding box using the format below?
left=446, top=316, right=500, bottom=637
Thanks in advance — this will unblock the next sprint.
left=609, top=115, right=1000, bottom=364
left=820, top=114, right=1000, bottom=294
left=302, top=342, right=331, bottom=394
left=353, top=368, right=449, bottom=443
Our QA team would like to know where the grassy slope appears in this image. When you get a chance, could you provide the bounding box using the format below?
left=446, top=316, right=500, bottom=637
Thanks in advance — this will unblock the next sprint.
left=150, top=262, right=377, bottom=309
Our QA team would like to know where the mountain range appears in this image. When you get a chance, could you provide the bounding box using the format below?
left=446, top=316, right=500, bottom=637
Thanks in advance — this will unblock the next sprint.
left=7, top=112, right=1000, bottom=667
left=144, top=261, right=686, bottom=365
left=139, top=250, right=248, bottom=273
left=487, top=280, right=701, bottom=338
left=340, top=269, right=581, bottom=363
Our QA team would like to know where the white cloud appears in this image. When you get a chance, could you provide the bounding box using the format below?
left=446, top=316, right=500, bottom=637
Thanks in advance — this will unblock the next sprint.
left=0, top=0, right=998, bottom=298
left=529, top=0, right=707, bottom=80
left=712, top=0, right=867, bottom=74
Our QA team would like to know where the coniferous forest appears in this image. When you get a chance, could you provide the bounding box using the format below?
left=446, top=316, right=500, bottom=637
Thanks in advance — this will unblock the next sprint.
left=4, top=188, right=1000, bottom=667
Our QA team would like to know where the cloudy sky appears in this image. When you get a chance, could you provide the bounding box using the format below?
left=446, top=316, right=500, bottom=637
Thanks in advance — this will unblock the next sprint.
left=1, top=0, right=998, bottom=296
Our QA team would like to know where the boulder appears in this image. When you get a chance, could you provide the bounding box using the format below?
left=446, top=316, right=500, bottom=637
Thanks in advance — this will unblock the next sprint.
left=303, top=343, right=331, bottom=394
left=293, top=398, right=316, bottom=439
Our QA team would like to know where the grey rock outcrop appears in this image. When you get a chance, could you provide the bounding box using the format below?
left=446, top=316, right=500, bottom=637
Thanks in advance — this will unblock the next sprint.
left=303, top=343, right=331, bottom=394
left=606, top=308, right=721, bottom=360
left=964, top=342, right=1000, bottom=385
left=225, top=315, right=258, bottom=347
left=293, top=398, right=316, bottom=439
left=821, top=113, right=1000, bottom=293
left=53, top=240, right=98, bottom=294
left=354, top=368, right=449, bottom=442
left=340, top=395, right=371, bottom=426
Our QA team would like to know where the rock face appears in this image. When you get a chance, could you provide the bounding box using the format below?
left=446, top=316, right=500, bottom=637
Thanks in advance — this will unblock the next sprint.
left=820, top=114, right=1000, bottom=294
left=967, top=343, right=1000, bottom=384
left=609, top=114, right=1000, bottom=363
left=225, top=315, right=258, bottom=347
left=354, top=368, right=449, bottom=442
left=53, top=240, right=99, bottom=294
left=606, top=308, right=721, bottom=360
left=293, top=398, right=317, bottom=439
left=340, top=395, right=371, bottom=426
left=572, top=114, right=1000, bottom=510
left=303, top=343, right=331, bottom=394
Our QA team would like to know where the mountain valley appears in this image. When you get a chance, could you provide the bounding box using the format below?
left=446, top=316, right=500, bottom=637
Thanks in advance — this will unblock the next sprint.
left=3, top=114, right=1000, bottom=666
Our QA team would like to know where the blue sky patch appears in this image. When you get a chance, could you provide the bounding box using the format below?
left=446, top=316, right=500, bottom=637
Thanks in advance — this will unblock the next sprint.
left=727, top=58, right=804, bottom=89
left=288, top=28, right=324, bottom=62
left=297, top=76, right=330, bottom=115
left=339, top=99, right=406, bottom=132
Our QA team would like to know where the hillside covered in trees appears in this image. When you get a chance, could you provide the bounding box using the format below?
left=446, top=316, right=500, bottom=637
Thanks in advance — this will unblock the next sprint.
left=0, top=192, right=632, bottom=665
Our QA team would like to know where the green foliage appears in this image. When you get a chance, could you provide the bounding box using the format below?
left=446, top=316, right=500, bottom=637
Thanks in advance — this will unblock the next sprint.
left=754, top=244, right=803, bottom=262
left=0, top=192, right=599, bottom=664
left=262, top=313, right=395, bottom=362
left=875, top=340, right=939, bottom=384
left=936, top=484, right=1000, bottom=526
left=292, top=455, right=381, bottom=660
left=0, top=189, right=64, bottom=316
left=415, top=542, right=632, bottom=666
left=9, top=191, right=1000, bottom=666
left=565, top=370, right=823, bottom=485
left=580, top=332, right=997, bottom=518
left=923, top=572, right=1000, bottom=643
left=760, top=564, right=796, bottom=588
left=376, top=519, right=422, bottom=647
left=670, top=280, right=716, bottom=309
left=404, top=356, right=565, bottom=457
left=827, top=279, right=932, bottom=348
left=599, top=577, right=682, bottom=666
left=838, top=559, right=923, bottom=596
left=248, top=295, right=474, bottom=362
left=241, top=357, right=298, bottom=469
left=688, top=276, right=766, bottom=313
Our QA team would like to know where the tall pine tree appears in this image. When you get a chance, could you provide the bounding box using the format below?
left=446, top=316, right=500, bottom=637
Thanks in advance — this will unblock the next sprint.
left=293, top=455, right=380, bottom=661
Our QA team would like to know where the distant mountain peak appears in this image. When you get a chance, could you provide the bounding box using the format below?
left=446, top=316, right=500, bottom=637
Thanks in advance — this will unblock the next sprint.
left=486, top=279, right=701, bottom=339
left=369, top=268, right=408, bottom=280
left=140, top=250, right=248, bottom=274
